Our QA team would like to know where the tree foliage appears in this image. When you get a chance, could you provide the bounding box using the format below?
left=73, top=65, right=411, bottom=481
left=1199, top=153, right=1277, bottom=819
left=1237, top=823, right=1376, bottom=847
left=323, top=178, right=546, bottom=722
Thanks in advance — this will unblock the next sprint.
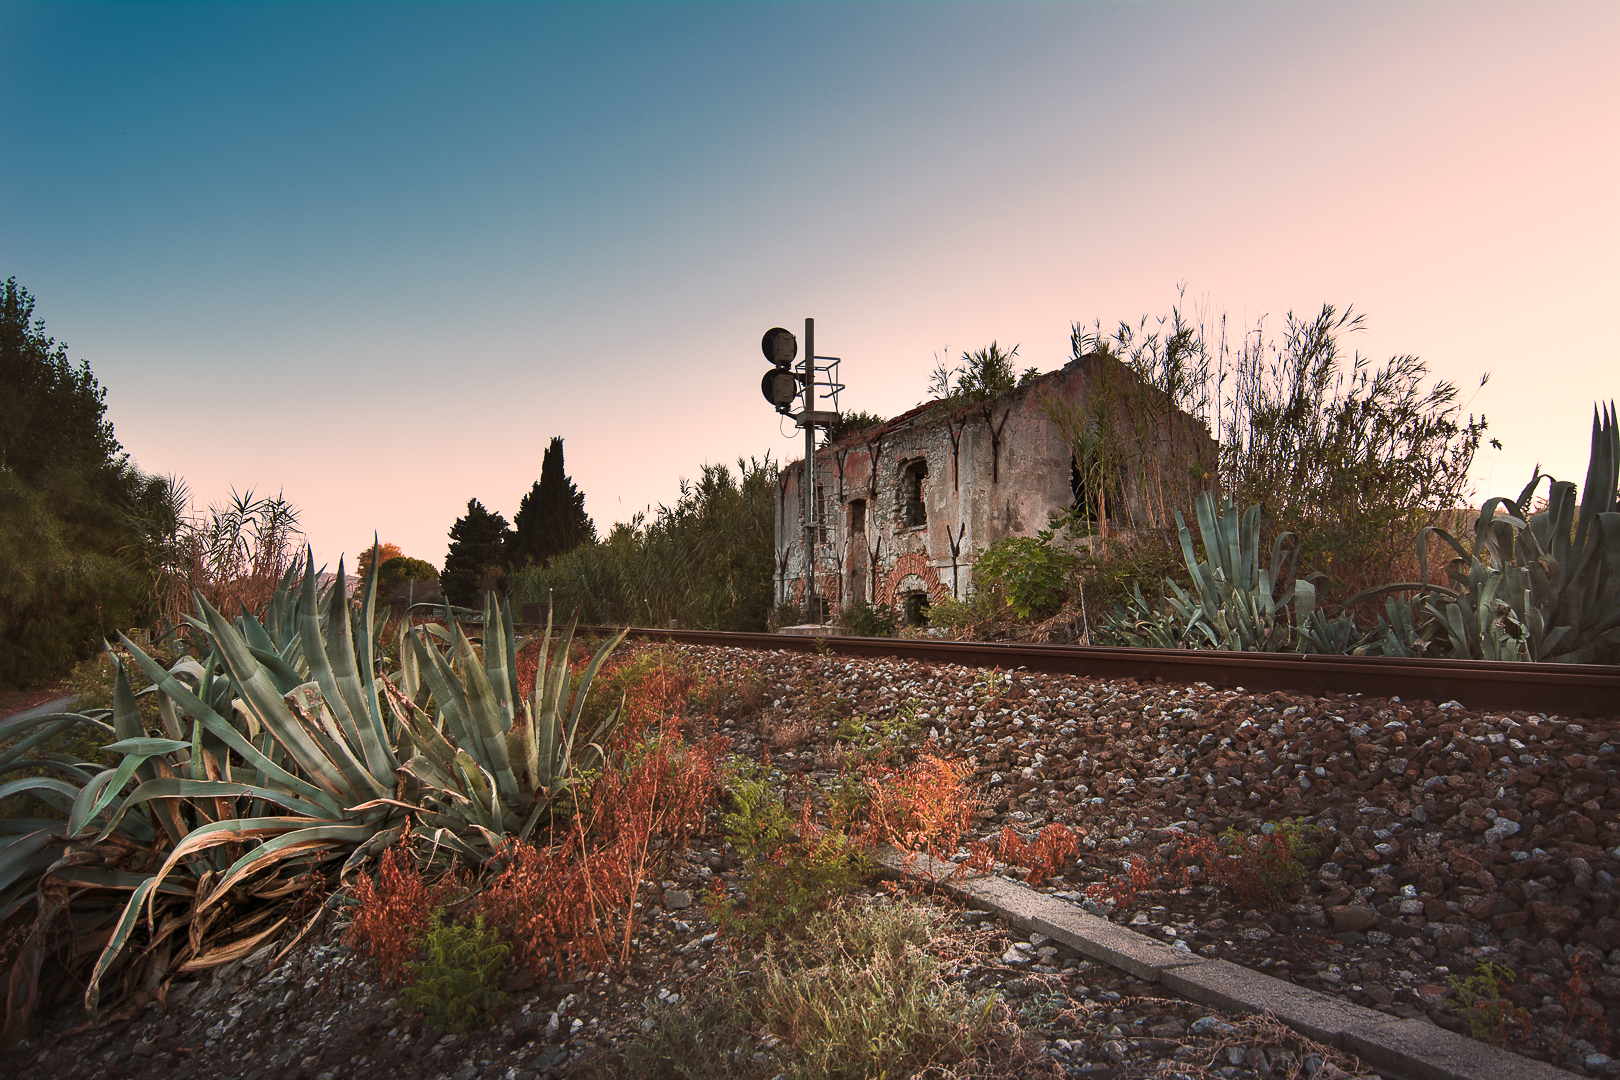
left=0, top=278, right=172, bottom=687
left=508, top=436, right=595, bottom=569
left=509, top=457, right=776, bottom=631
left=0, top=278, right=120, bottom=480
left=442, top=499, right=512, bottom=607
left=1064, top=294, right=1488, bottom=607
left=377, top=555, right=440, bottom=599
left=355, top=542, right=405, bottom=583
left=825, top=410, right=888, bottom=443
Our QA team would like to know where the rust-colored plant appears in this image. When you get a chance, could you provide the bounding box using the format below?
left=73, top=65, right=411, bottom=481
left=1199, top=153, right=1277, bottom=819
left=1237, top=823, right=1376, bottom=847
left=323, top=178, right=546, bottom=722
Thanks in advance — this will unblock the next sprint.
left=344, top=838, right=454, bottom=985
left=1559, top=953, right=1612, bottom=1055
left=992, top=824, right=1080, bottom=886
left=857, top=754, right=980, bottom=859
left=479, top=733, right=721, bottom=979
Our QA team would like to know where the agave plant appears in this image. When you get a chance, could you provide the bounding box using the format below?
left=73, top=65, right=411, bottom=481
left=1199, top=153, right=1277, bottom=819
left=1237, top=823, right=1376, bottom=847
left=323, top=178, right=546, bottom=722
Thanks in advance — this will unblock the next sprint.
left=1099, top=493, right=1315, bottom=651
left=1352, top=402, right=1620, bottom=663
left=2, top=540, right=628, bottom=1044
left=382, top=600, right=628, bottom=862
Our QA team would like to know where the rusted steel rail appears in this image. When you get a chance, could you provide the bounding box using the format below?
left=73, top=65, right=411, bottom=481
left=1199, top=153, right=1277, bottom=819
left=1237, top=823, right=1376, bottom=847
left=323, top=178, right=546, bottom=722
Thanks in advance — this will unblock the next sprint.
left=570, top=627, right=1620, bottom=720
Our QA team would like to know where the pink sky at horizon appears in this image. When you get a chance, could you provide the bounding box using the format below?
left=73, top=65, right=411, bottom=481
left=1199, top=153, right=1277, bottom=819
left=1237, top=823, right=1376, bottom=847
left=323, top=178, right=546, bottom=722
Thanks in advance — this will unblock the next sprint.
left=2, top=1, right=1614, bottom=570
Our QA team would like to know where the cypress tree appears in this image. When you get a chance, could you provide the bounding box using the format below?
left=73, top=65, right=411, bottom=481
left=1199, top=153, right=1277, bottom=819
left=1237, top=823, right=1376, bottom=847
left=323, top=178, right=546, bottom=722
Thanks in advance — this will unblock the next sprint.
left=509, top=436, right=595, bottom=569
left=441, top=499, right=512, bottom=606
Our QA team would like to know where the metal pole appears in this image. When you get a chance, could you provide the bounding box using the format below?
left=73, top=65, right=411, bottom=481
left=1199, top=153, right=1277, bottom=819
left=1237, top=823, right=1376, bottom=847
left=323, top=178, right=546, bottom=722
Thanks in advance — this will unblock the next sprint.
left=803, top=317, right=817, bottom=623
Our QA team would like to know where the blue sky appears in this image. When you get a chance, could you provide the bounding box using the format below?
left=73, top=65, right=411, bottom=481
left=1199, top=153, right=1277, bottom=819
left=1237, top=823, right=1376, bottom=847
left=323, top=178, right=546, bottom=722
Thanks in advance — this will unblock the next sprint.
left=3, top=1, right=1616, bottom=567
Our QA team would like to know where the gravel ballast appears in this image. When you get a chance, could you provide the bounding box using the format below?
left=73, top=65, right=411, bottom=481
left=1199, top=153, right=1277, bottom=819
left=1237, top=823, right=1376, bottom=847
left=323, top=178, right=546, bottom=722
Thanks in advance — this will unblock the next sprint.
left=4, top=641, right=1615, bottom=1079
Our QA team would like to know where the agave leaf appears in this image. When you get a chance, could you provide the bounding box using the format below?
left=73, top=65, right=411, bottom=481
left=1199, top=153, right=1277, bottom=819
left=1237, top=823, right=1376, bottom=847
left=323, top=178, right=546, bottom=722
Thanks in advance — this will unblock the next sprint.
left=0, top=776, right=80, bottom=816
left=144, top=815, right=339, bottom=911
left=83, top=877, right=159, bottom=1019
left=397, top=620, right=422, bottom=703
left=564, top=627, right=628, bottom=748
left=67, top=763, right=143, bottom=837
left=482, top=593, right=516, bottom=727
left=450, top=750, right=502, bottom=833
left=409, top=626, right=520, bottom=806
left=244, top=646, right=306, bottom=694
left=118, top=632, right=339, bottom=814
left=176, top=915, right=290, bottom=973
left=102, top=737, right=191, bottom=756
left=97, top=778, right=329, bottom=841
left=409, top=629, right=476, bottom=749
left=296, top=554, right=393, bottom=782
left=198, top=822, right=381, bottom=914
left=0, top=712, right=116, bottom=770
left=320, top=553, right=395, bottom=776
left=0, top=830, right=63, bottom=901
left=354, top=537, right=386, bottom=733
left=195, top=602, right=383, bottom=804
left=450, top=621, right=520, bottom=800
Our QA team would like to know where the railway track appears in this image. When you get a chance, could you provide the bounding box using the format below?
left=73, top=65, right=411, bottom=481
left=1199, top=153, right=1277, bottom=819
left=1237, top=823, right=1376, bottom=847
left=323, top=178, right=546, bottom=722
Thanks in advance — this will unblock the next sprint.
left=575, top=627, right=1620, bottom=719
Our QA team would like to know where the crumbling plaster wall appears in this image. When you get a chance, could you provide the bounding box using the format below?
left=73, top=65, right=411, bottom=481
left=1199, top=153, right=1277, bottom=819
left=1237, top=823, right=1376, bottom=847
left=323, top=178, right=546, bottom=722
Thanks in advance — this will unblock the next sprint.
left=773, top=354, right=1215, bottom=619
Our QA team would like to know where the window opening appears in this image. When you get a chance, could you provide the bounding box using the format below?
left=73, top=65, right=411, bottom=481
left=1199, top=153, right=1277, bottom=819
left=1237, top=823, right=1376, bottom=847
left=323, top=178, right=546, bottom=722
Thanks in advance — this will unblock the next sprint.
left=902, top=591, right=930, bottom=627
left=900, top=460, right=928, bottom=527
left=849, top=498, right=867, bottom=537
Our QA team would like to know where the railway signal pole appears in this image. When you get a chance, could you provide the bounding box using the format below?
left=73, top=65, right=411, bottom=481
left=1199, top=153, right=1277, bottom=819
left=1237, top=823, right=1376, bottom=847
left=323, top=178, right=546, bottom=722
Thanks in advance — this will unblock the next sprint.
left=759, top=319, right=841, bottom=623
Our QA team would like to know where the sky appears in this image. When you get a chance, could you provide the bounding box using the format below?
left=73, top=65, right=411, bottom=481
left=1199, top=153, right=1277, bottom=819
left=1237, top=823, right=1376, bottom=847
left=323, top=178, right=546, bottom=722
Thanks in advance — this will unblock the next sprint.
left=3, top=0, right=1616, bottom=569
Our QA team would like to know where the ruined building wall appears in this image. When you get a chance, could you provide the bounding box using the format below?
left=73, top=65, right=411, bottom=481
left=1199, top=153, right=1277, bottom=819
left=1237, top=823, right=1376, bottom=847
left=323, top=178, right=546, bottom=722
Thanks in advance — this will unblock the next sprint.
left=774, top=354, right=1216, bottom=619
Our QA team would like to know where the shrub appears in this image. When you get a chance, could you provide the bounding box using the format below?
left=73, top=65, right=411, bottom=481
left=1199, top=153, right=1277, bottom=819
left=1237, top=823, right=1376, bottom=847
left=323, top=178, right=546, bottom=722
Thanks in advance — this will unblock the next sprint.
left=923, top=590, right=997, bottom=637
left=974, top=530, right=1076, bottom=619
left=712, top=762, right=867, bottom=938
left=479, top=733, right=721, bottom=978
left=857, top=754, right=982, bottom=860
left=1085, top=818, right=1318, bottom=908
left=1448, top=961, right=1531, bottom=1045
left=969, top=824, right=1079, bottom=886
left=509, top=457, right=777, bottom=632
left=837, top=599, right=896, bottom=637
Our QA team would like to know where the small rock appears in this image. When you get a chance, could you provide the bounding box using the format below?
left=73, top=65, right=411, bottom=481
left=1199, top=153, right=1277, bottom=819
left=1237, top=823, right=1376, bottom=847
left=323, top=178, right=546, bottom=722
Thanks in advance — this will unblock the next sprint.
left=1001, top=945, right=1036, bottom=966
left=1191, top=1016, right=1235, bottom=1036
left=1484, top=819, right=1521, bottom=844
left=663, top=890, right=693, bottom=910
left=1329, top=905, right=1379, bottom=933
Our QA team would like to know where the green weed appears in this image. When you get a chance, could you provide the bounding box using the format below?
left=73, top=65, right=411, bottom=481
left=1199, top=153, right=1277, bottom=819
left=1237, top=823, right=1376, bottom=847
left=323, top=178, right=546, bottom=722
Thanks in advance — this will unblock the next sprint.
left=1448, top=961, right=1531, bottom=1045
left=397, top=912, right=510, bottom=1034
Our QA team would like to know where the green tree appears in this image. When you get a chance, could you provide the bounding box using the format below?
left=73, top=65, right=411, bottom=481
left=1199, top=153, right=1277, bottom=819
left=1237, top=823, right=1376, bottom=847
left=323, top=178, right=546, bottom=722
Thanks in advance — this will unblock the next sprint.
left=825, top=410, right=887, bottom=442
left=0, top=277, right=121, bottom=480
left=508, top=456, right=777, bottom=631
left=442, top=499, right=512, bottom=606
left=0, top=278, right=164, bottom=686
left=508, top=436, right=595, bottom=569
left=377, top=555, right=440, bottom=600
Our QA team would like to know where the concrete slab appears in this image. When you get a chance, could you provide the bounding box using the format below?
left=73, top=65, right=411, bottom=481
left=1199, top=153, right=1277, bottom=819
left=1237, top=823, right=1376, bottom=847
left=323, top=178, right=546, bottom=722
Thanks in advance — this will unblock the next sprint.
left=873, top=849, right=1203, bottom=981
left=1160, top=960, right=1396, bottom=1048
left=875, top=845, right=1577, bottom=1080
left=1341, top=1017, right=1572, bottom=1080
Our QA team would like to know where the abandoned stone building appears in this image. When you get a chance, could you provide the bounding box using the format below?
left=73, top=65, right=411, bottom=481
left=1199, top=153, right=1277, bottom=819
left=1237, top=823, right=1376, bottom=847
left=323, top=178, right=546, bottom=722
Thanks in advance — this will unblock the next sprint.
left=774, top=351, right=1217, bottom=623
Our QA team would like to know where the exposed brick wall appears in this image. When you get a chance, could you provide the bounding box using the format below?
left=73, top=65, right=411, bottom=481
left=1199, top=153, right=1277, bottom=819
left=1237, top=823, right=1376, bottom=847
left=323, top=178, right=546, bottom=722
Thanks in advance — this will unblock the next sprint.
left=876, top=551, right=946, bottom=606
